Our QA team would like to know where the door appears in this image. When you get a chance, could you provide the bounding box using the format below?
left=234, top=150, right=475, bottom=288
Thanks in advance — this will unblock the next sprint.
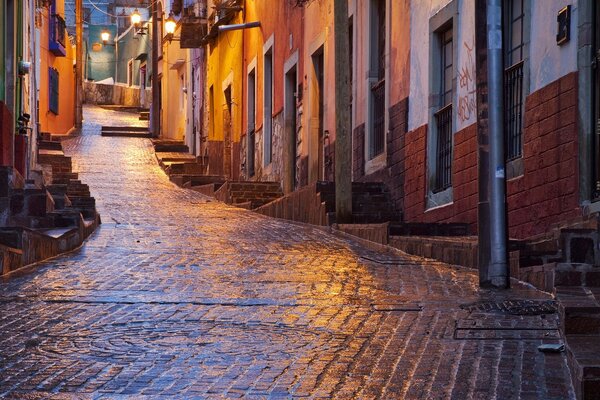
left=223, top=86, right=232, bottom=179
left=139, top=64, right=147, bottom=107
left=248, top=70, right=256, bottom=177
left=284, top=66, right=297, bottom=192
left=311, top=49, right=324, bottom=181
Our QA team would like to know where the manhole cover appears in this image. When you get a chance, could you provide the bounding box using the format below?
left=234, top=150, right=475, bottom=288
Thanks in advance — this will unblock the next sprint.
left=460, top=299, right=558, bottom=316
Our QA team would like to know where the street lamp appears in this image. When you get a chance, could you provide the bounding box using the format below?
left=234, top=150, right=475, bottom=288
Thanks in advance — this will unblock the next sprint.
left=131, top=8, right=147, bottom=35
left=100, top=29, right=114, bottom=46
left=164, top=12, right=177, bottom=42
left=131, top=8, right=141, bottom=26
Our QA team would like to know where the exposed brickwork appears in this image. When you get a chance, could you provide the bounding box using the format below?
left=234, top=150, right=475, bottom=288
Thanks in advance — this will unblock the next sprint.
left=357, top=98, right=409, bottom=214
left=507, top=72, right=580, bottom=239
left=402, top=124, right=478, bottom=231
left=401, top=73, right=579, bottom=240
left=352, top=123, right=365, bottom=179
left=0, top=102, right=12, bottom=166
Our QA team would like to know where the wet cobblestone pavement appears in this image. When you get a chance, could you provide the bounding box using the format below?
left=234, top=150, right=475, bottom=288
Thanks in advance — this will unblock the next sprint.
left=0, top=106, right=575, bottom=398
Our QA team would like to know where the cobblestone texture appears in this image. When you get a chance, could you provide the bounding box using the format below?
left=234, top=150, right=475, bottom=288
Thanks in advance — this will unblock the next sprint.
left=0, top=106, right=575, bottom=398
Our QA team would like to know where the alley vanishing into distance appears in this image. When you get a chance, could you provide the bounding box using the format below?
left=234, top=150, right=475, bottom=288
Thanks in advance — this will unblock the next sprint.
left=0, top=106, right=576, bottom=398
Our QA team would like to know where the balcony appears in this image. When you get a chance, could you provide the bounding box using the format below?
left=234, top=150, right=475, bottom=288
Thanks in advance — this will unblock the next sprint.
left=49, top=14, right=67, bottom=56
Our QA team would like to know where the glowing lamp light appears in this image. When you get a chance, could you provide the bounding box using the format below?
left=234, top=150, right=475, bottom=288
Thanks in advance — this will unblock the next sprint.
left=101, top=30, right=110, bottom=44
left=165, top=13, right=177, bottom=35
left=131, top=8, right=142, bottom=26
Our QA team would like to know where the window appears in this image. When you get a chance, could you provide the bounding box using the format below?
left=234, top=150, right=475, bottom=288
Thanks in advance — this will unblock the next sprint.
left=369, top=0, right=386, bottom=159
left=427, top=0, right=457, bottom=206
left=49, top=68, right=59, bottom=115
left=433, top=26, right=454, bottom=192
left=263, top=48, right=273, bottom=166
left=504, top=0, right=526, bottom=160
left=248, top=68, right=256, bottom=177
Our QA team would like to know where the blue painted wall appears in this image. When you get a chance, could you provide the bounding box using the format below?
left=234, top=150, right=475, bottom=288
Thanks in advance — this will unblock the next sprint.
left=86, top=24, right=116, bottom=82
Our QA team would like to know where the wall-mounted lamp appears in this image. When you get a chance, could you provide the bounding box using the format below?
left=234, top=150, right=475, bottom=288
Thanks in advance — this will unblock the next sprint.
left=101, top=29, right=115, bottom=46
left=164, top=12, right=179, bottom=43
left=131, top=8, right=147, bottom=35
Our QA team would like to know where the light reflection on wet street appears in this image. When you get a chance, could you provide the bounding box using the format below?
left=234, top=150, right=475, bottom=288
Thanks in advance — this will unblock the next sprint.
left=0, top=105, right=575, bottom=398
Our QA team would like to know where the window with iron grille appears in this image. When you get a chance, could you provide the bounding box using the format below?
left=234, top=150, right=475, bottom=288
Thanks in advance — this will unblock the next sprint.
left=504, top=0, right=525, bottom=160
left=49, top=68, right=59, bottom=115
left=369, top=0, right=386, bottom=159
left=433, top=26, right=453, bottom=192
left=52, top=14, right=66, bottom=47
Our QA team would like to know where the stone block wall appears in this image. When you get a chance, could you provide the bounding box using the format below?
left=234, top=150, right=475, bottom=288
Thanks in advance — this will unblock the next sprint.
left=83, top=82, right=151, bottom=108
left=507, top=72, right=580, bottom=238
left=400, top=72, right=580, bottom=240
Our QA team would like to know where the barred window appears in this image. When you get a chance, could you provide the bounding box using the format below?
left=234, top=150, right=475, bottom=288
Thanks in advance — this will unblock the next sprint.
left=504, top=0, right=525, bottom=160
left=434, top=25, right=453, bottom=192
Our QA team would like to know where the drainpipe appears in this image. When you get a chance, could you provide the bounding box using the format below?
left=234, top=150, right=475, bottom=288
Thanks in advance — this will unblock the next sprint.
left=486, top=0, right=509, bottom=288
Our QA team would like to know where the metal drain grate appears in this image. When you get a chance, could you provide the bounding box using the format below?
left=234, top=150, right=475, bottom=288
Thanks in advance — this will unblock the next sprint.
left=460, top=299, right=558, bottom=316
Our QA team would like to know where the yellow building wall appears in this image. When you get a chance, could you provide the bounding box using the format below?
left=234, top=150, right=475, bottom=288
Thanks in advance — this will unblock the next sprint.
left=39, top=4, right=76, bottom=135
left=206, top=13, right=244, bottom=145
left=161, top=27, right=190, bottom=141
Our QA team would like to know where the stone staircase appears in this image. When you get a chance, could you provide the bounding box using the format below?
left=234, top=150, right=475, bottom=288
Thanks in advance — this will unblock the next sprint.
left=101, top=126, right=151, bottom=138
left=214, top=181, right=284, bottom=210
left=254, top=181, right=401, bottom=225
left=0, top=137, right=100, bottom=275
left=322, top=182, right=401, bottom=224
left=508, top=216, right=600, bottom=399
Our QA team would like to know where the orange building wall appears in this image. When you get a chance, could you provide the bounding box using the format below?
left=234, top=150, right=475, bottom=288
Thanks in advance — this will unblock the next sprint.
left=39, top=5, right=76, bottom=135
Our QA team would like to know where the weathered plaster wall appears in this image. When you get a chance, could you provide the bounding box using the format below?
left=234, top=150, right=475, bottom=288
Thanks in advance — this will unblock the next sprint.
left=162, top=24, right=190, bottom=141
left=39, top=7, right=76, bottom=135
left=86, top=25, right=116, bottom=82
left=529, top=0, right=578, bottom=92
left=409, top=0, right=476, bottom=132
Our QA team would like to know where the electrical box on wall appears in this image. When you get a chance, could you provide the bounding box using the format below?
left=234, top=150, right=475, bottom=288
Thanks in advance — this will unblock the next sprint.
left=556, top=5, right=571, bottom=45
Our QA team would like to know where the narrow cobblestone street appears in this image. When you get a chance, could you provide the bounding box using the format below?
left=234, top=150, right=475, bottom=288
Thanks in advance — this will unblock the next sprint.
left=0, top=106, right=576, bottom=398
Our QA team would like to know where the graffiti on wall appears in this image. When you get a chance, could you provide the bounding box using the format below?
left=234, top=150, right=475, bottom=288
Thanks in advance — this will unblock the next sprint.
left=457, top=41, right=476, bottom=124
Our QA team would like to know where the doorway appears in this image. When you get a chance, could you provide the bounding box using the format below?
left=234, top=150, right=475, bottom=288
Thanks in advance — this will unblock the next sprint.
left=223, top=86, right=233, bottom=179
left=311, top=48, right=324, bottom=181
left=284, top=66, right=298, bottom=192
left=248, top=69, right=256, bottom=177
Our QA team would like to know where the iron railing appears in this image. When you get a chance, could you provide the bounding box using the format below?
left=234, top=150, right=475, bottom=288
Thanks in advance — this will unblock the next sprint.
left=371, top=79, right=385, bottom=158
left=434, top=103, right=453, bottom=192
left=504, top=60, right=524, bottom=160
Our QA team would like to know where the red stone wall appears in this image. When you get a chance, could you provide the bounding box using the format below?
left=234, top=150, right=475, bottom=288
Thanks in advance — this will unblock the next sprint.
left=353, top=98, right=409, bottom=214
left=401, top=72, right=580, bottom=240
left=0, top=102, right=13, bottom=167
left=403, top=124, right=478, bottom=232
left=507, top=72, right=580, bottom=238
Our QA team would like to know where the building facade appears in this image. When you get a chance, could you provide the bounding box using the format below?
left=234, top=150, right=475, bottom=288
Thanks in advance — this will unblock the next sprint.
left=175, top=0, right=595, bottom=242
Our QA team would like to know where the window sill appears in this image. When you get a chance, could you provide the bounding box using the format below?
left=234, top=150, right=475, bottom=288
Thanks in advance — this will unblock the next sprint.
left=365, top=152, right=386, bottom=176
left=426, top=186, right=453, bottom=210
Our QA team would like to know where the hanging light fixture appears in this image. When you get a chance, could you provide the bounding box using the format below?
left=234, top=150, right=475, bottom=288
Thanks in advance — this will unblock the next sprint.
left=165, top=12, right=177, bottom=36
left=131, top=8, right=142, bottom=26
left=101, top=29, right=110, bottom=44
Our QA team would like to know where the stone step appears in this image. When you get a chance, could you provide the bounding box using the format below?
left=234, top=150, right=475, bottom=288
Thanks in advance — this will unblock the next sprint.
left=564, top=335, right=600, bottom=400
left=38, top=140, right=63, bottom=151
left=101, top=126, right=149, bottom=132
